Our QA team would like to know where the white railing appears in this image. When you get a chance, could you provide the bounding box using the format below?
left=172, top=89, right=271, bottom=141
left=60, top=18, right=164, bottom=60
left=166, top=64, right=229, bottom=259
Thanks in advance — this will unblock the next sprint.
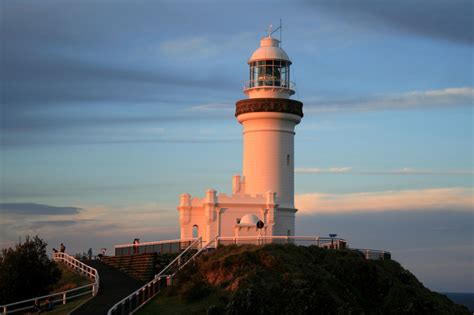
left=107, top=237, right=202, bottom=315
left=168, top=235, right=219, bottom=277
left=0, top=252, right=99, bottom=314
left=216, top=236, right=389, bottom=260
left=114, top=238, right=196, bottom=256
left=216, top=235, right=346, bottom=248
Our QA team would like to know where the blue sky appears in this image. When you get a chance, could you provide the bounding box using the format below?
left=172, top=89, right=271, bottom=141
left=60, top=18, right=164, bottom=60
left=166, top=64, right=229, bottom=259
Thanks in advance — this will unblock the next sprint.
left=0, top=0, right=473, bottom=292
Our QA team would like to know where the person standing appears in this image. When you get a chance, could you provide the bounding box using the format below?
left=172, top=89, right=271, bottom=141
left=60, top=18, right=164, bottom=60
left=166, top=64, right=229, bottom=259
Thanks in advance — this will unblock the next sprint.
left=133, top=238, right=139, bottom=254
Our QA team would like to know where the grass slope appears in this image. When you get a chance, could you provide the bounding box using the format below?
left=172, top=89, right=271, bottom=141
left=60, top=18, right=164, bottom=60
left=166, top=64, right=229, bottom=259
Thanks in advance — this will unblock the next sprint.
left=52, top=263, right=93, bottom=292
left=22, top=264, right=93, bottom=315
left=138, top=244, right=469, bottom=314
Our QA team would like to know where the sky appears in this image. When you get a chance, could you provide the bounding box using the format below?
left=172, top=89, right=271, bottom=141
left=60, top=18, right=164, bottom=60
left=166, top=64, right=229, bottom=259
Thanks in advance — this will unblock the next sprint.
left=0, top=0, right=473, bottom=292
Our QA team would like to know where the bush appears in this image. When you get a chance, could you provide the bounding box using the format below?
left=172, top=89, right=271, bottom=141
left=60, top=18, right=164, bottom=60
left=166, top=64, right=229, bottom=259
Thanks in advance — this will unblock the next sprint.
left=0, top=235, right=61, bottom=304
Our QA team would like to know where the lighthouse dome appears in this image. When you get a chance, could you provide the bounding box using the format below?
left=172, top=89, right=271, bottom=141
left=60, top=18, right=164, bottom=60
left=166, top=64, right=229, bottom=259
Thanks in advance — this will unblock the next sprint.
left=248, top=36, right=291, bottom=64
left=239, top=214, right=261, bottom=226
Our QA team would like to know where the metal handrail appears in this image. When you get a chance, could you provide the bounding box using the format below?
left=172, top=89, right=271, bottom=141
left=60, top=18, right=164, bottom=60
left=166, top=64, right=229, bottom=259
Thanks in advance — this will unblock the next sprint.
left=1, top=252, right=99, bottom=314
left=107, top=237, right=202, bottom=315
left=353, top=248, right=391, bottom=260
left=114, top=238, right=196, bottom=249
left=155, top=237, right=202, bottom=278
left=244, top=80, right=296, bottom=91
left=114, top=238, right=197, bottom=256
left=172, top=235, right=219, bottom=277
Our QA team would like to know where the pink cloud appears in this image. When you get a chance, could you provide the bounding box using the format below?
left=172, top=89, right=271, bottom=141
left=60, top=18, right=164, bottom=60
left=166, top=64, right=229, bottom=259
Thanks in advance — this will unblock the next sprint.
left=295, top=187, right=473, bottom=214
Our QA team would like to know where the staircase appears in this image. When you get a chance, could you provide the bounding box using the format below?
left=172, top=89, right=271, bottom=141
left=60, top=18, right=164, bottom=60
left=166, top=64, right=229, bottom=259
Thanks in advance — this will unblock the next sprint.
left=101, top=253, right=178, bottom=282
left=107, top=237, right=204, bottom=315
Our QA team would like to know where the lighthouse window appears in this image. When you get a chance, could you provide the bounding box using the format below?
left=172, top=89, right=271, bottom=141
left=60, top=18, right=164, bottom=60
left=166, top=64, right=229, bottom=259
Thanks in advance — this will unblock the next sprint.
left=287, top=154, right=290, bottom=166
left=248, top=60, right=290, bottom=88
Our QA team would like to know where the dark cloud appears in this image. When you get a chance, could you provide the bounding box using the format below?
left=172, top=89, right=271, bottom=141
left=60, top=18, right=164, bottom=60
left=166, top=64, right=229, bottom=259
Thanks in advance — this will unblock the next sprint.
left=0, top=0, right=244, bottom=148
left=315, top=0, right=473, bottom=44
left=1, top=54, right=239, bottom=107
left=1, top=0, right=471, bottom=149
left=0, top=203, right=82, bottom=215
left=29, top=220, right=78, bottom=229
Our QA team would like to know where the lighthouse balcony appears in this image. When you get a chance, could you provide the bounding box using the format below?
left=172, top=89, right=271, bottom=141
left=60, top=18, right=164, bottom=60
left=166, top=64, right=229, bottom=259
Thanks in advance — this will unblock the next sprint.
left=244, top=79, right=295, bottom=93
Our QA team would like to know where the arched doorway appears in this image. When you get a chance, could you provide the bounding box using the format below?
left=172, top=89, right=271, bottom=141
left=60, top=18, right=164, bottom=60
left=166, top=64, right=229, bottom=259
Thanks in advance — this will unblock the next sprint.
left=192, top=225, right=199, bottom=238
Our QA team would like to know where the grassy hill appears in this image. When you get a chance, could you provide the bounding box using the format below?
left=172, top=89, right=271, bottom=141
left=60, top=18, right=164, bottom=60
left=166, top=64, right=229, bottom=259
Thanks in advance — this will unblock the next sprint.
left=51, top=263, right=93, bottom=292
left=138, top=244, right=469, bottom=314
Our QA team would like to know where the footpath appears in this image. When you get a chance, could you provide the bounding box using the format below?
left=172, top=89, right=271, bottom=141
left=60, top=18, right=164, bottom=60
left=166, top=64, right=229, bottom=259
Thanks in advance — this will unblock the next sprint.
left=70, top=260, right=144, bottom=315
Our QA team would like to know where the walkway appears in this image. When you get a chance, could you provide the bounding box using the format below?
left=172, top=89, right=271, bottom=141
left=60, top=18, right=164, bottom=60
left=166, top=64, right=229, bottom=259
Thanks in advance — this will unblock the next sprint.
left=71, top=260, right=144, bottom=315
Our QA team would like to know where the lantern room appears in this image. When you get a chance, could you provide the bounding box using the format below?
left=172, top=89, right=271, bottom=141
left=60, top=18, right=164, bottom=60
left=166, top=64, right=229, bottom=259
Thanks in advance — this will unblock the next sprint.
left=244, top=36, right=295, bottom=99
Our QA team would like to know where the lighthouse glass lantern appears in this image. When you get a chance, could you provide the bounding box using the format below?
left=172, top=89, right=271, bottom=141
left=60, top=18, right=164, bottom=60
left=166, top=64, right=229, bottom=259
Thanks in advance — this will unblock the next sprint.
left=245, top=36, right=294, bottom=98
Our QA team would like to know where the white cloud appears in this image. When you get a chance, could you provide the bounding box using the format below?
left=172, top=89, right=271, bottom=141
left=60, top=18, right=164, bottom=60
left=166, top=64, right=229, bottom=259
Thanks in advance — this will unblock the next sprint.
left=295, top=187, right=474, bottom=214
left=296, top=167, right=473, bottom=176
left=378, top=168, right=474, bottom=175
left=186, top=102, right=233, bottom=112
left=305, top=87, right=474, bottom=113
left=296, top=167, right=352, bottom=174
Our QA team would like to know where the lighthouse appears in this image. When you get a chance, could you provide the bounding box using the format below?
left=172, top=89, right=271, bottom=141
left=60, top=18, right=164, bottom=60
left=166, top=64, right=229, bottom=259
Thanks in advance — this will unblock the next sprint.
left=178, top=30, right=303, bottom=243
left=236, top=33, right=303, bottom=210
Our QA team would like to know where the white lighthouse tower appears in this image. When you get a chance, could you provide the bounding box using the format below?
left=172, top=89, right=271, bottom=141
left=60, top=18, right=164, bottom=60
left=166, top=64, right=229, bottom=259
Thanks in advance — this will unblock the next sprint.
left=237, top=33, right=303, bottom=210
left=178, top=30, right=303, bottom=243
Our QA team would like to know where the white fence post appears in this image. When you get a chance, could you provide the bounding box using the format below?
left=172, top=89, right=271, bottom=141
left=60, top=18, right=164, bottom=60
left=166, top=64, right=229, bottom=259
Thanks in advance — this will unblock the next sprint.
left=63, top=293, right=67, bottom=305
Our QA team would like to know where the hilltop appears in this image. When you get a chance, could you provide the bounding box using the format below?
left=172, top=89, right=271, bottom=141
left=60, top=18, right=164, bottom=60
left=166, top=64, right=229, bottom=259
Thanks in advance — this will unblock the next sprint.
left=139, top=244, right=469, bottom=314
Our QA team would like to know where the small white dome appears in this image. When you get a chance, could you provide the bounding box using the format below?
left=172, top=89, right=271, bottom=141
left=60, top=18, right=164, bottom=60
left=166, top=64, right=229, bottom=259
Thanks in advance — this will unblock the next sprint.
left=239, top=214, right=261, bottom=226
left=248, top=36, right=291, bottom=63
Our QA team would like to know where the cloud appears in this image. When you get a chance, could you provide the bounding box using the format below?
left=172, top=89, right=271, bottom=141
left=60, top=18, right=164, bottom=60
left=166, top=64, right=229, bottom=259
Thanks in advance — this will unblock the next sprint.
left=186, top=102, right=234, bottom=112
left=296, top=167, right=474, bottom=176
left=305, top=87, right=474, bottom=113
left=0, top=203, right=82, bottom=215
left=296, top=167, right=352, bottom=174
left=29, top=220, right=79, bottom=229
left=0, top=201, right=180, bottom=254
left=159, top=32, right=254, bottom=60
left=316, top=0, right=473, bottom=44
left=371, top=168, right=474, bottom=176
left=295, top=187, right=474, bottom=214
left=160, top=37, right=217, bottom=59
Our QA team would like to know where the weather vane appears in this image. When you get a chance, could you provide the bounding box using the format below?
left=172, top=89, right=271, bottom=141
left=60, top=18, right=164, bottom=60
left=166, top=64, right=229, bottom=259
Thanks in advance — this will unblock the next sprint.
left=266, top=19, right=283, bottom=44
left=267, top=24, right=273, bottom=37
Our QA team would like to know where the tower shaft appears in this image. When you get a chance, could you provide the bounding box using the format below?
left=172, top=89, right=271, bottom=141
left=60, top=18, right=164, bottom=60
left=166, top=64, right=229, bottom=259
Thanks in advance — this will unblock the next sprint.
left=236, top=99, right=303, bottom=208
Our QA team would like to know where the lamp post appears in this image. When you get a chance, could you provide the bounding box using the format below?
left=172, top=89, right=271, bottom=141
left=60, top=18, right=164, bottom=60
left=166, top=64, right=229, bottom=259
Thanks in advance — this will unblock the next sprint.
left=329, top=233, right=337, bottom=249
